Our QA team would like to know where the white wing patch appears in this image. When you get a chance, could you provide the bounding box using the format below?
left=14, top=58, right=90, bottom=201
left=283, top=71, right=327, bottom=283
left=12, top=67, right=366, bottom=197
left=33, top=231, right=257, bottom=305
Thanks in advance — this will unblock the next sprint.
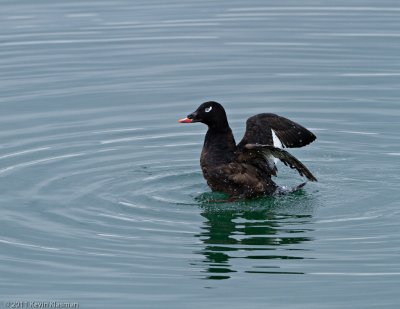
left=272, top=129, right=283, bottom=148
left=271, top=129, right=283, bottom=164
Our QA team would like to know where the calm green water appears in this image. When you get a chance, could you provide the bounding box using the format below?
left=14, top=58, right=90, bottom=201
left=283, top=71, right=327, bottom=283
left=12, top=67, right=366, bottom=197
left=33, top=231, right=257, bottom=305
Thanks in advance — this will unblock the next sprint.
left=1, top=1, right=400, bottom=308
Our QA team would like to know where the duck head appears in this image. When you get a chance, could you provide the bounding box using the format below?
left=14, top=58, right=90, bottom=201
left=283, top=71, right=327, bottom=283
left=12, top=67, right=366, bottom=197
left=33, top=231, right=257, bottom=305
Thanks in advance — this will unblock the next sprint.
left=178, top=101, right=229, bottom=130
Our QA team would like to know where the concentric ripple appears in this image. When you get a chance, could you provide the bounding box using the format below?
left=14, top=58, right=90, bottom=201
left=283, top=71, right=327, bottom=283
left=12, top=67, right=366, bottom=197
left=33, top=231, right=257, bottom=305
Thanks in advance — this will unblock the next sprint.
left=1, top=0, right=400, bottom=308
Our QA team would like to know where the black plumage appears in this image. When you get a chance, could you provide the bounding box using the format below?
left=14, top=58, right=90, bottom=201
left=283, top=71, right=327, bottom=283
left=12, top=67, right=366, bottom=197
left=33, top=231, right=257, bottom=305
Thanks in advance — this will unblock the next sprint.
left=179, top=101, right=317, bottom=199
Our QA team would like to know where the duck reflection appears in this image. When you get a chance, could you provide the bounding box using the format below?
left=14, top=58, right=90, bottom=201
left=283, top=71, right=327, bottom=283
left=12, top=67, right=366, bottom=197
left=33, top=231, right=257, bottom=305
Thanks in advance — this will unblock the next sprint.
left=194, top=194, right=314, bottom=280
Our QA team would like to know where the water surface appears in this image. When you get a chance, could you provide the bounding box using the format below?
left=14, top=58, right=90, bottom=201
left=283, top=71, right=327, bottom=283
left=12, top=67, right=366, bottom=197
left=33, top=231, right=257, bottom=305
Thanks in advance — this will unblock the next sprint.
left=1, top=1, right=400, bottom=308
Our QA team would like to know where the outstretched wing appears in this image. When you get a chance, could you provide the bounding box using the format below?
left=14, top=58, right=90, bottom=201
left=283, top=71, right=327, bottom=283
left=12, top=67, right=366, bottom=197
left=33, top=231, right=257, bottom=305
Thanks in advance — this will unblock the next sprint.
left=237, top=113, right=316, bottom=149
left=244, top=144, right=317, bottom=182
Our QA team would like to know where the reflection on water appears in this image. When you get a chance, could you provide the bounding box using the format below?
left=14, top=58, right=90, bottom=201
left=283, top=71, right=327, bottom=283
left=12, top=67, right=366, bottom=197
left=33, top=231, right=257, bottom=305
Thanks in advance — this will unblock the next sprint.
left=194, top=193, right=315, bottom=279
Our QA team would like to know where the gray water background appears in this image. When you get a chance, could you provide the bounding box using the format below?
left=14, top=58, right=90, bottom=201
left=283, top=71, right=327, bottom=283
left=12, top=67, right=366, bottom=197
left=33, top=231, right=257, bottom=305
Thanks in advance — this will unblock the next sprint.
left=1, top=1, right=400, bottom=308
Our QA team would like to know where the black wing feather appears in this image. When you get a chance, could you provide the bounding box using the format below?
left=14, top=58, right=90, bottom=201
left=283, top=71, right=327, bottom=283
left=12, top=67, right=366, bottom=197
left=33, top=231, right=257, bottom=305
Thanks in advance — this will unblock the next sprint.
left=237, top=113, right=316, bottom=149
left=245, top=144, right=317, bottom=182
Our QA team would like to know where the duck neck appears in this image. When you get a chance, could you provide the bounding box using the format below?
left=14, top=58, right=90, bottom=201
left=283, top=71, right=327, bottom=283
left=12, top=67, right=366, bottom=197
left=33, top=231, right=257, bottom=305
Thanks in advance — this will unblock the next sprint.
left=202, top=124, right=236, bottom=165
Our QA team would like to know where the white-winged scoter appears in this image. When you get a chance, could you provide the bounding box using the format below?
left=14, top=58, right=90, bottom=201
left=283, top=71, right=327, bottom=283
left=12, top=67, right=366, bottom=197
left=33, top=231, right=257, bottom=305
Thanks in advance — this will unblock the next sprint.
left=178, top=101, right=317, bottom=199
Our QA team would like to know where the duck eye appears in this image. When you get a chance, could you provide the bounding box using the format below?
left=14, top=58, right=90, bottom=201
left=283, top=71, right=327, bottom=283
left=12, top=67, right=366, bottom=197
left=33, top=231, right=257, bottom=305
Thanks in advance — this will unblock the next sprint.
left=205, top=106, right=212, bottom=113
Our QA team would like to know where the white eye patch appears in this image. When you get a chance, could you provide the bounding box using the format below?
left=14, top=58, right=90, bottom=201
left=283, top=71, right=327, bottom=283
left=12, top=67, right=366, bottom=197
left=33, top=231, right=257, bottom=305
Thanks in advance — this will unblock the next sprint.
left=205, top=106, right=212, bottom=113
